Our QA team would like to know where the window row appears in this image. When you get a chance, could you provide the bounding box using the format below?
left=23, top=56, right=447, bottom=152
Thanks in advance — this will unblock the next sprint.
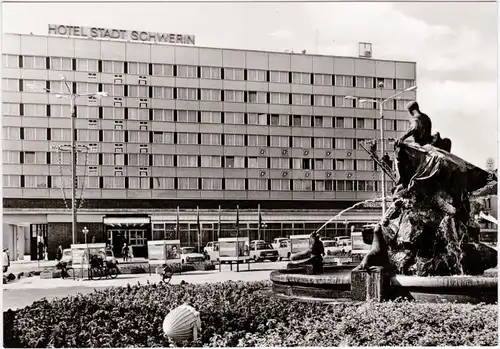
left=3, top=55, right=415, bottom=90
left=3, top=151, right=378, bottom=171
left=2, top=127, right=400, bottom=150
left=3, top=174, right=388, bottom=192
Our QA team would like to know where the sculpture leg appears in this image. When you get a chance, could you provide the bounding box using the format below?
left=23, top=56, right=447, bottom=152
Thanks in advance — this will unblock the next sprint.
left=355, top=224, right=391, bottom=270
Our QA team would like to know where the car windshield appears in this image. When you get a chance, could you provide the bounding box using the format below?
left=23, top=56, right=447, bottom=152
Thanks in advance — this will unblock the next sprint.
left=323, top=241, right=336, bottom=247
left=63, top=251, right=71, bottom=256
left=255, top=243, right=273, bottom=250
left=182, top=247, right=197, bottom=254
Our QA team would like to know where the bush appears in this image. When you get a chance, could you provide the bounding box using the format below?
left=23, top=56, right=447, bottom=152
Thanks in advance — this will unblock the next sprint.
left=3, top=281, right=497, bottom=348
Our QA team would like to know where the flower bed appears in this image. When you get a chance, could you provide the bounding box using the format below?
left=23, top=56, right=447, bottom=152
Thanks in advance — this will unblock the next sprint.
left=3, top=281, right=497, bottom=348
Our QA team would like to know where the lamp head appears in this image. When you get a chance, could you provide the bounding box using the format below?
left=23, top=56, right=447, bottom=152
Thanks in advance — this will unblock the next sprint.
left=405, top=85, right=417, bottom=92
left=378, top=81, right=384, bottom=88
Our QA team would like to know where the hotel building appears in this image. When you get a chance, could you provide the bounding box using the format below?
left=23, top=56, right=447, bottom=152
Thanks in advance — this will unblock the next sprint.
left=2, top=32, right=416, bottom=259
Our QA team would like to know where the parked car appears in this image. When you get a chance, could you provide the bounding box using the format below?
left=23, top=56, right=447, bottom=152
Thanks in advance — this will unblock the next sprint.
left=61, top=248, right=118, bottom=266
left=204, top=241, right=219, bottom=262
left=3, top=249, right=10, bottom=273
left=272, top=237, right=289, bottom=250
left=277, top=239, right=292, bottom=261
left=60, top=248, right=73, bottom=266
left=180, top=247, right=205, bottom=264
left=249, top=242, right=278, bottom=262
left=250, top=240, right=266, bottom=245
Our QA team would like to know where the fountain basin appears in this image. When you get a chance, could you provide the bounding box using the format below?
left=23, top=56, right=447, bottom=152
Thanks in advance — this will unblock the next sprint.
left=270, top=266, right=498, bottom=304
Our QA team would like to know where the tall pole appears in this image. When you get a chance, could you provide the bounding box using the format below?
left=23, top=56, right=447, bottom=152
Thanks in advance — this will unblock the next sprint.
left=70, top=96, right=77, bottom=245
left=379, top=92, right=386, bottom=216
left=257, top=204, right=261, bottom=242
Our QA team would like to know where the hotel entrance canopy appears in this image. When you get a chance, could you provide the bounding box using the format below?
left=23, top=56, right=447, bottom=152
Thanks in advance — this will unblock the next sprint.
left=103, top=217, right=151, bottom=228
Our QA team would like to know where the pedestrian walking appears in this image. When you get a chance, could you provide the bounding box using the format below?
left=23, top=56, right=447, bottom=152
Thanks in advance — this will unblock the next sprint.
left=122, top=243, right=129, bottom=262
left=56, top=245, right=63, bottom=261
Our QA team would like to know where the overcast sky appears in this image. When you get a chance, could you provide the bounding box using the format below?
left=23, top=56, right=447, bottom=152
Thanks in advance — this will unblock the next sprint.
left=1, top=1, right=497, bottom=169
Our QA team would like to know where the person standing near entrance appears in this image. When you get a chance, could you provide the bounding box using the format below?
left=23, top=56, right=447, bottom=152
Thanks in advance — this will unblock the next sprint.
left=122, top=243, right=129, bottom=262
left=56, top=245, right=63, bottom=261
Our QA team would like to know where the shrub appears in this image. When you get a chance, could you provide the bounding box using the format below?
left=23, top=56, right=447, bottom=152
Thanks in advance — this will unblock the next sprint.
left=3, top=281, right=497, bottom=348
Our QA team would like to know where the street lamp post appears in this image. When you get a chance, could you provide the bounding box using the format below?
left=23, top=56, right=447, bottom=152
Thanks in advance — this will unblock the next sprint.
left=28, top=77, right=108, bottom=245
left=345, top=85, right=417, bottom=216
left=83, top=226, right=89, bottom=245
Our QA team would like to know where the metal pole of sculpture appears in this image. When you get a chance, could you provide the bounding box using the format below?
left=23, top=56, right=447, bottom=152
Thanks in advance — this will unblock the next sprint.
left=379, top=89, right=386, bottom=216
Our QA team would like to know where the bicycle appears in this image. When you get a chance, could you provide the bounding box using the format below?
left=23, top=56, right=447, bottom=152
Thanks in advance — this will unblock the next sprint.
left=88, top=252, right=119, bottom=280
left=160, top=264, right=174, bottom=285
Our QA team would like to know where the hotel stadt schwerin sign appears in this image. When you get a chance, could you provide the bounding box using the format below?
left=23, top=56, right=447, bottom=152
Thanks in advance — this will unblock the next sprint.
left=48, top=24, right=195, bottom=45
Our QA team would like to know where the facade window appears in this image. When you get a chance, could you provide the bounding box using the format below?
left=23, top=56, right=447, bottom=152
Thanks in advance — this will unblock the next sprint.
left=76, top=82, right=99, bottom=95
left=3, top=78, right=19, bottom=91
left=271, top=179, right=290, bottom=191
left=3, top=127, right=21, bottom=140
left=270, top=71, right=289, bottom=83
left=23, top=151, right=46, bottom=164
left=153, top=154, right=174, bottom=167
left=76, top=153, right=98, bottom=165
left=152, top=131, right=174, bottom=144
left=176, top=132, right=198, bottom=145
left=51, top=128, right=71, bottom=141
left=335, top=117, right=354, bottom=128
left=270, top=92, right=289, bottom=105
left=102, top=84, right=124, bottom=97
left=270, top=114, right=287, bottom=126
left=177, top=87, right=197, bottom=100
left=314, top=74, right=333, bottom=86
left=128, top=154, right=149, bottom=166
left=102, top=107, right=124, bottom=119
left=247, top=69, right=266, bottom=82
left=358, top=100, right=374, bottom=109
left=292, top=94, right=311, bottom=106
left=335, top=75, right=354, bottom=87
left=397, top=120, right=410, bottom=131
left=24, top=175, right=48, bottom=188
left=357, top=159, right=375, bottom=171
left=23, top=56, right=45, bottom=69
left=202, top=178, right=222, bottom=190
left=292, top=136, right=311, bottom=148
left=248, top=113, right=267, bottom=125
left=384, top=119, right=396, bottom=131
left=314, top=116, right=333, bottom=128
left=177, top=65, right=197, bottom=78
left=153, top=177, right=175, bottom=189
left=292, top=72, right=310, bottom=84
left=3, top=175, right=21, bottom=188
left=102, top=61, right=124, bottom=74
left=336, top=180, right=355, bottom=191
left=293, top=158, right=311, bottom=170
left=225, top=156, right=245, bottom=168
left=356, top=76, right=374, bottom=89
left=103, top=177, right=125, bottom=189
left=224, top=134, right=244, bottom=146
left=50, top=81, right=72, bottom=94
left=3, top=151, right=20, bottom=164
left=396, top=79, right=416, bottom=90
left=201, top=66, right=221, bottom=79
left=314, top=95, right=332, bottom=107
left=315, top=180, right=334, bottom=191
left=3, top=54, right=19, bottom=68
left=152, top=86, right=174, bottom=99
left=270, top=136, right=289, bottom=147
left=77, top=106, right=98, bottom=119
left=224, top=112, right=244, bottom=124
left=201, top=89, right=222, bottom=101
left=248, top=91, right=267, bottom=103
left=178, top=177, right=199, bottom=190
left=224, top=68, right=244, bottom=81
left=103, top=130, right=125, bottom=142
left=224, top=90, right=244, bottom=103
left=153, top=109, right=174, bottom=122
left=177, top=155, right=198, bottom=167
left=381, top=78, right=394, bottom=89
left=177, top=110, right=198, bottom=123
left=128, top=62, right=148, bottom=75
left=248, top=135, right=267, bottom=147
left=76, top=58, right=98, bottom=72
left=225, top=179, right=245, bottom=190
left=248, top=157, right=266, bottom=169
left=270, top=158, right=289, bottom=169
left=248, top=178, right=268, bottom=190
left=51, top=57, right=72, bottom=71
left=128, top=85, right=148, bottom=98
left=396, top=99, right=413, bottom=111
left=201, top=111, right=221, bottom=123
left=201, top=133, right=222, bottom=145
left=129, top=177, right=150, bottom=189
left=335, top=138, right=355, bottom=150
left=152, top=64, right=174, bottom=76
left=356, top=180, right=375, bottom=191
left=23, top=104, right=46, bottom=117
left=3, top=103, right=21, bottom=116
left=336, top=159, right=355, bottom=170
left=335, top=96, right=353, bottom=108
left=52, top=152, right=71, bottom=164
left=293, top=179, right=312, bottom=191
left=314, top=137, right=333, bottom=149
left=314, top=158, right=333, bottom=170
left=128, top=108, right=149, bottom=121
left=24, top=127, right=47, bottom=141
left=201, top=155, right=222, bottom=167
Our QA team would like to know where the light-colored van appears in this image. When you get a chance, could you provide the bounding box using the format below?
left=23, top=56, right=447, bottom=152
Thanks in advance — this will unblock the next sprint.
left=203, top=241, right=219, bottom=262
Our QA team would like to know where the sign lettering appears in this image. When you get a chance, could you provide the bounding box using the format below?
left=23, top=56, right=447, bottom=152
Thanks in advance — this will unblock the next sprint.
left=48, top=24, right=195, bottom=45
